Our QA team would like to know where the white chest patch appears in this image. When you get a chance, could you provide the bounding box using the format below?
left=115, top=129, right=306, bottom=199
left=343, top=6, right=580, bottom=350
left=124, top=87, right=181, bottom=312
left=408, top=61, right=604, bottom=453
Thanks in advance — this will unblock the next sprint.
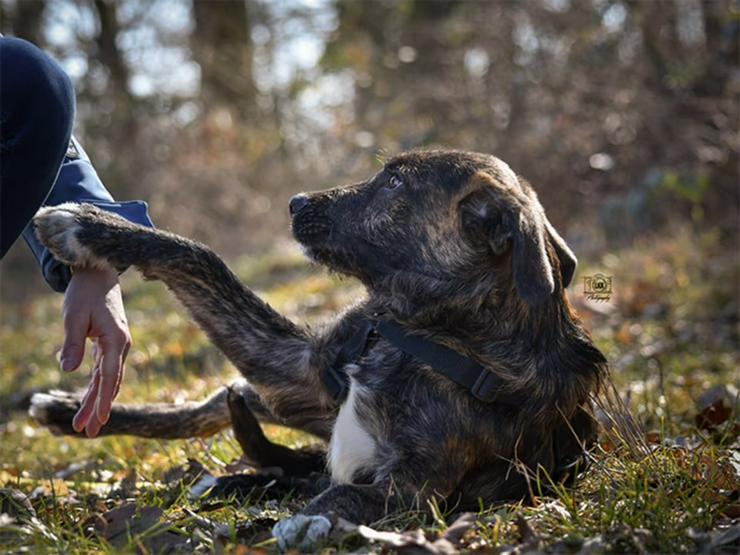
left=328, top=377, right=377, bottom=484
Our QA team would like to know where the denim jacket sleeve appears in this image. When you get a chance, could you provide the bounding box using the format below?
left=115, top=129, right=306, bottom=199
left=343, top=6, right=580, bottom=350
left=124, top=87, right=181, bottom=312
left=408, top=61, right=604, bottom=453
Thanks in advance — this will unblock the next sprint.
left=22, top=137, right=154, bottom=292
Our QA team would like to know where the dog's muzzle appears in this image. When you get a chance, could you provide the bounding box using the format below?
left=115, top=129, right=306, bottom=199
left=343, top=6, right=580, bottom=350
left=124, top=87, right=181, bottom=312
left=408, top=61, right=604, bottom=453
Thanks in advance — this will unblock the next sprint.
left=290, top=195, right=332, bottom=245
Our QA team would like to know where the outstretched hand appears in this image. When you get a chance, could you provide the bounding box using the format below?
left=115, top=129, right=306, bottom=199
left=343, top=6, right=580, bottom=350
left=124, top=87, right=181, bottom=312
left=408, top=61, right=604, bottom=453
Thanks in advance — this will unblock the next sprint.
left=60, top=267, right=131, bottom=437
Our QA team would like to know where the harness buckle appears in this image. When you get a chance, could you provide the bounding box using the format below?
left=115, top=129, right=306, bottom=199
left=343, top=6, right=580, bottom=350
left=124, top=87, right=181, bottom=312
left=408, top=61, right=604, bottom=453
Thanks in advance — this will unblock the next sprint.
left=324, top=364, right=349, bottom=402
left=470, top=369, right=498, bottom=402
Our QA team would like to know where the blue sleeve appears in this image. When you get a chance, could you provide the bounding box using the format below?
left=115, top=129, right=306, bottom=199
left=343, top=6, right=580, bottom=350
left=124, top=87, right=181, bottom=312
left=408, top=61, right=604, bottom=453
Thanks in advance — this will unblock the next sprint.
left=22, top=137, right=154, bottom=292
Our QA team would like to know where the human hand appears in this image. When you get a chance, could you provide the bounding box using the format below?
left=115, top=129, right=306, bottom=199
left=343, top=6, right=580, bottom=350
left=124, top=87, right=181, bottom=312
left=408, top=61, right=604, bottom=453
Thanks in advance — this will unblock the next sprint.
left=60, top=267, right=131, bottom=437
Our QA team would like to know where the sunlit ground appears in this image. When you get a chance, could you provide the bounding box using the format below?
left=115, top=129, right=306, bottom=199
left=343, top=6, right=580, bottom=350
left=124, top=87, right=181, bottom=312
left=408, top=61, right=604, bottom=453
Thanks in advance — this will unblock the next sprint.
left=0, top=226, right=737, bottom=553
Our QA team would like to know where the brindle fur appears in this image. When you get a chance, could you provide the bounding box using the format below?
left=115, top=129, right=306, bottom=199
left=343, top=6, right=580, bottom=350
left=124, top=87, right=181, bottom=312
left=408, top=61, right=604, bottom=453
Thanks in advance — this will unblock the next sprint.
left=30, top=150, right=606, bottom=547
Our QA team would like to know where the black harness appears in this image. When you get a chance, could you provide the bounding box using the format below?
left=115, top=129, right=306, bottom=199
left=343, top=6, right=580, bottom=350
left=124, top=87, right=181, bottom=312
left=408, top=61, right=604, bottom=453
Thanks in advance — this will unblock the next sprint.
left=321, top=317, right=526, bottom=407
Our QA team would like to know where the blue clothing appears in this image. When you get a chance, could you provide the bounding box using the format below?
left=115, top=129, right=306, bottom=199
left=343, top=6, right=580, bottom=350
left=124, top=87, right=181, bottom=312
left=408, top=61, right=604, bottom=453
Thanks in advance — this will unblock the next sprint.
left=0, top=37, right=152, bottom=292
left=0, top=37, right=74, bottom=260
left=22, top=137, right=153, bottom=291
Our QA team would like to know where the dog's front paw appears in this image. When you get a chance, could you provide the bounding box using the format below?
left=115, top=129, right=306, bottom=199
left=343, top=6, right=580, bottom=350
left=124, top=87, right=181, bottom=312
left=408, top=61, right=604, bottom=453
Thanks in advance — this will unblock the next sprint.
left=33, top=203, right=101, bottom=268
left=272, top=514, right=333, bottom=552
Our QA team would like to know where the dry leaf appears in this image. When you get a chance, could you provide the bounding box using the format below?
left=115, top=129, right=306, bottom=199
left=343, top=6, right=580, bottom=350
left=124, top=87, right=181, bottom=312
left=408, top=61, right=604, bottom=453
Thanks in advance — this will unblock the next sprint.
left=515, top=514, right=542, bottom=553
left=83, top=502, right=187, bottom=552
left=0, top=488, right=35, bottom=520
left=356, top=512, right=476, bottom=554
left=695, top=385, right=735, bottom=431
left=53, top=459, right=96, bottom=480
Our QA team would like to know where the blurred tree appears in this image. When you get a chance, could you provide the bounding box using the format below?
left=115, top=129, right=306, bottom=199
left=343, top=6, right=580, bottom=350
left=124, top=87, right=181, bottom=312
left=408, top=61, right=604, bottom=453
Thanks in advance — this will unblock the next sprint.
left=192, top=0, right=256, bottom=117
left=321, top=0, right=738, bottom=243
left=0, top=0, right=736, bottom=302
left=323, top=0, right=466, bottom=148
left=8, top=0, right=46, bottom=45
left=92, top=0, right=136, bottom=131
left=694, top=0, right=738, bottom=97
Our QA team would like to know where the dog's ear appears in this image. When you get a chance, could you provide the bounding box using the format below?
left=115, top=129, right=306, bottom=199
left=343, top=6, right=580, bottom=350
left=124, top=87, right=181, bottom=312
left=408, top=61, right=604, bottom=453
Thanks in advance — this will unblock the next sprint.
left=543, top=216, right=577, bottom=287
left=509, top=208, right=556, bottom=305
left=459, top=185, right=555, bottom=305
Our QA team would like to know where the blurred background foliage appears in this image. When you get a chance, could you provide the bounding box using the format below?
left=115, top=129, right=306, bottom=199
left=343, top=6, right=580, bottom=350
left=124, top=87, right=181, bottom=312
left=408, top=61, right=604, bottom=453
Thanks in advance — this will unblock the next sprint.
left=0, top=0, right=737, bottom=302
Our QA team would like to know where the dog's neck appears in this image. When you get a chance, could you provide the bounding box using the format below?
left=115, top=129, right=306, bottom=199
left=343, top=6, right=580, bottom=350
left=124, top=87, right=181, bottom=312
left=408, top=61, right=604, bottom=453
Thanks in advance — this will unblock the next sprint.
left=366, top=271, right=605, bottom=408
left=369, top=269, right=561, bottom=340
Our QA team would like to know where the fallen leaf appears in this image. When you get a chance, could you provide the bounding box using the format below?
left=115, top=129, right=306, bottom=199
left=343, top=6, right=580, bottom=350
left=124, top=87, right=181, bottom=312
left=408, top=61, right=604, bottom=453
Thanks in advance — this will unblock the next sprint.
left=83, top=502, right=187, bottom=551
left=0, top=488, right=35, bottom=520
left=0, top=489, right=60, bottom=543
left=118, top=468, right=138, bottom=497
left=87, top=503, right=160, bottom=540
left=695, top=385, right=735, bottom=431
left=441, top=512, right=477, bottom=544
left=357, top=515, right=476, bottom=555
left=53, top=459, right=96, bottom=480
left=28, top=479, right=69, bottom=500
left=515, top=514, right=542, bottom=552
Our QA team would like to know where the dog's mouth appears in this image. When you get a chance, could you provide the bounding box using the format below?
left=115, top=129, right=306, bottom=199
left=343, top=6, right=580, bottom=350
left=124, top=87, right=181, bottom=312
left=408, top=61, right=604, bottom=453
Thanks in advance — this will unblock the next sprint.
left=292, top=217, right=368, bottom=279
left=291, top=209, right=403, bottom=282
left=300, top=243, right=364, bottom=280
left=290, top=204, right=360, bottom=276
left=291, top=211, right=333, bottom=246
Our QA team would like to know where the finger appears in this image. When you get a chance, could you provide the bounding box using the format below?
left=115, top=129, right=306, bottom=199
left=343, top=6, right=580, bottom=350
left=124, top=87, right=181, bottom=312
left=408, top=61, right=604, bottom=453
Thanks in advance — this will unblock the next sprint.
left=85, top=412, right=103, bottom=439
left=72, top=368, right=98, bottom=431
left=61, top=308, right=89, bottom=373
left=95, top=340, right=124, bottom=426
left=92, top=340, right=101, bottom=366
left=73, top=368, right=99, bottom=432
left=112, top=342, right=130, bottom=400
left=73, top=368, right=101, bottom=433
left=81, top=368, right=105, bottom=439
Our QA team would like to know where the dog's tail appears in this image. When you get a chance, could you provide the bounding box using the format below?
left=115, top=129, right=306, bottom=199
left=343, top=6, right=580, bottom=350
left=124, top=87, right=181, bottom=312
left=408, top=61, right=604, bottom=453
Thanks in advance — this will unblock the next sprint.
left=28, top=380, right=275, bottom=439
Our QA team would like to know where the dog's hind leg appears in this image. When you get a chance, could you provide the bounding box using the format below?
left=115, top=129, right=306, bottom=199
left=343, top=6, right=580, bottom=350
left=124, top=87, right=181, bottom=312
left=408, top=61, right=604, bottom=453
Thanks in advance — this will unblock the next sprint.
left=29, top=380, right=278, bottom=439
left=170, top=387, right=330, bottom=503
left=195, top=388, right=328, bottom=503
left=201, top=473, right=330, bottom=504
left=226, top=387, right=325, bottom=475
left=33, top=203, right=338, bottom=437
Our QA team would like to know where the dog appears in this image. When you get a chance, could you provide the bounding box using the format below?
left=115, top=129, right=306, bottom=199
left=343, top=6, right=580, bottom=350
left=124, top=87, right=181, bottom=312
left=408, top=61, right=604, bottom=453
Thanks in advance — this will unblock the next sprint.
left=30, top=149, right=606, bottom=550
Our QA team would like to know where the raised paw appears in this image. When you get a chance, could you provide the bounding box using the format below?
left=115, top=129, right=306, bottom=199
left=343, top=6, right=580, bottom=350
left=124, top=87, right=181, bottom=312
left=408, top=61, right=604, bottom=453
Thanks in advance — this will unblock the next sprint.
left=272, top=514, right=333, bottom=552
left=28, top=390, right=83, bottom=436
left=33, top=203, right=102, bottom=268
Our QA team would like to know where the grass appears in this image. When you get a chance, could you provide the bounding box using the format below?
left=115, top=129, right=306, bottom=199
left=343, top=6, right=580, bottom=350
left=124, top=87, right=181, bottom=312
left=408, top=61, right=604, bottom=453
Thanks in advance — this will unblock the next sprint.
left=0, top=226, right=737, bottom=553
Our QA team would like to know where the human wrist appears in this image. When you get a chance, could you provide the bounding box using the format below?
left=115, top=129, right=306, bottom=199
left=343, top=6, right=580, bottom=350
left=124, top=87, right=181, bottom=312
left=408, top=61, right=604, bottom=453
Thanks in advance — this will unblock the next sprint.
left=68, top=265, right=119, bottom=288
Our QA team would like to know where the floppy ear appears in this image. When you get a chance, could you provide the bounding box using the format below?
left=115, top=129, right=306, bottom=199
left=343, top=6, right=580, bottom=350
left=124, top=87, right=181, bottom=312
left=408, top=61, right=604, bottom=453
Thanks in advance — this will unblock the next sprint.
left=460, top=194, right=555, bottom=305
left=509, top=209, right=556, bottom=305
left=543, top=216, right=577, bottom=287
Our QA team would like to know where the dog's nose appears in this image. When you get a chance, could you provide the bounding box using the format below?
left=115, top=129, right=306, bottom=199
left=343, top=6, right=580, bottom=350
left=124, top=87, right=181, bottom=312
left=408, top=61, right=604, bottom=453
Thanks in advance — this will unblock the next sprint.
left=289, top=194, right=310, bottom=216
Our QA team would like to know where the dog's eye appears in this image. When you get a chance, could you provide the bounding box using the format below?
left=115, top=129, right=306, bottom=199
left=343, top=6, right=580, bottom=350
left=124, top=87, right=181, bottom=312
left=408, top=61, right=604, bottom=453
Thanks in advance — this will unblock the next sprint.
left=386, top=174, right=404, bottom=190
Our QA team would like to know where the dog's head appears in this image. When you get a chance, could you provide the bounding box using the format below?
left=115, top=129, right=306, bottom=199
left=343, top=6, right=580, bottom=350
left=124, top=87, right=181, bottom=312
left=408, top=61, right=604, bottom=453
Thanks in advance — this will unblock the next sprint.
left=290, top=150, right=576, bottom=306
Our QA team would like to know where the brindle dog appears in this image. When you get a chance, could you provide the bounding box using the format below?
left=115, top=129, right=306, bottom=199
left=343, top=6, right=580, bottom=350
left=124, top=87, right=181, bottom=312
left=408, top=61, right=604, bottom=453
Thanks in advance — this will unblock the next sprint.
left=30, top=150, right=606, bottom=550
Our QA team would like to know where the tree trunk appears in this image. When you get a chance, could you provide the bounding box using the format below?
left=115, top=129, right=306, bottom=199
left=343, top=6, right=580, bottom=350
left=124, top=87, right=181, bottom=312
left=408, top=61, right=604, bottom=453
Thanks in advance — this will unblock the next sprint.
left=192, top=0, right=255, bottom=116
left=12, top=0, right=46, bottom=46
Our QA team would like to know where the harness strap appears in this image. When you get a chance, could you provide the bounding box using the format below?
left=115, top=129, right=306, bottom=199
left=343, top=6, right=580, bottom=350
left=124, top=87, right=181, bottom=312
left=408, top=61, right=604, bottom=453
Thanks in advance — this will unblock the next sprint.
left=322, top=317, right=524, bottom=407
left=321, top=318, right=376, bottom=402
left=374, top=320, right=524, bottom=406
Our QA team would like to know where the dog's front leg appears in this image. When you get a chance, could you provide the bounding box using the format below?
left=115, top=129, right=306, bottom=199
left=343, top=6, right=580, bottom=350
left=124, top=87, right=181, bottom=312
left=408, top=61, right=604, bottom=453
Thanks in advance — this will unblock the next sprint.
left=272, top=481, right=404, bottom=551
left=33, top=203, right=336, bottom=431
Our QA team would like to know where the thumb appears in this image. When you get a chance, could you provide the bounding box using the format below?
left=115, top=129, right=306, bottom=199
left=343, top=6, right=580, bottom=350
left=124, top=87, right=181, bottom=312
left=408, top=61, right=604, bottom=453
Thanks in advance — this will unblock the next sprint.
left=61, top=310, right=88, bottom=372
